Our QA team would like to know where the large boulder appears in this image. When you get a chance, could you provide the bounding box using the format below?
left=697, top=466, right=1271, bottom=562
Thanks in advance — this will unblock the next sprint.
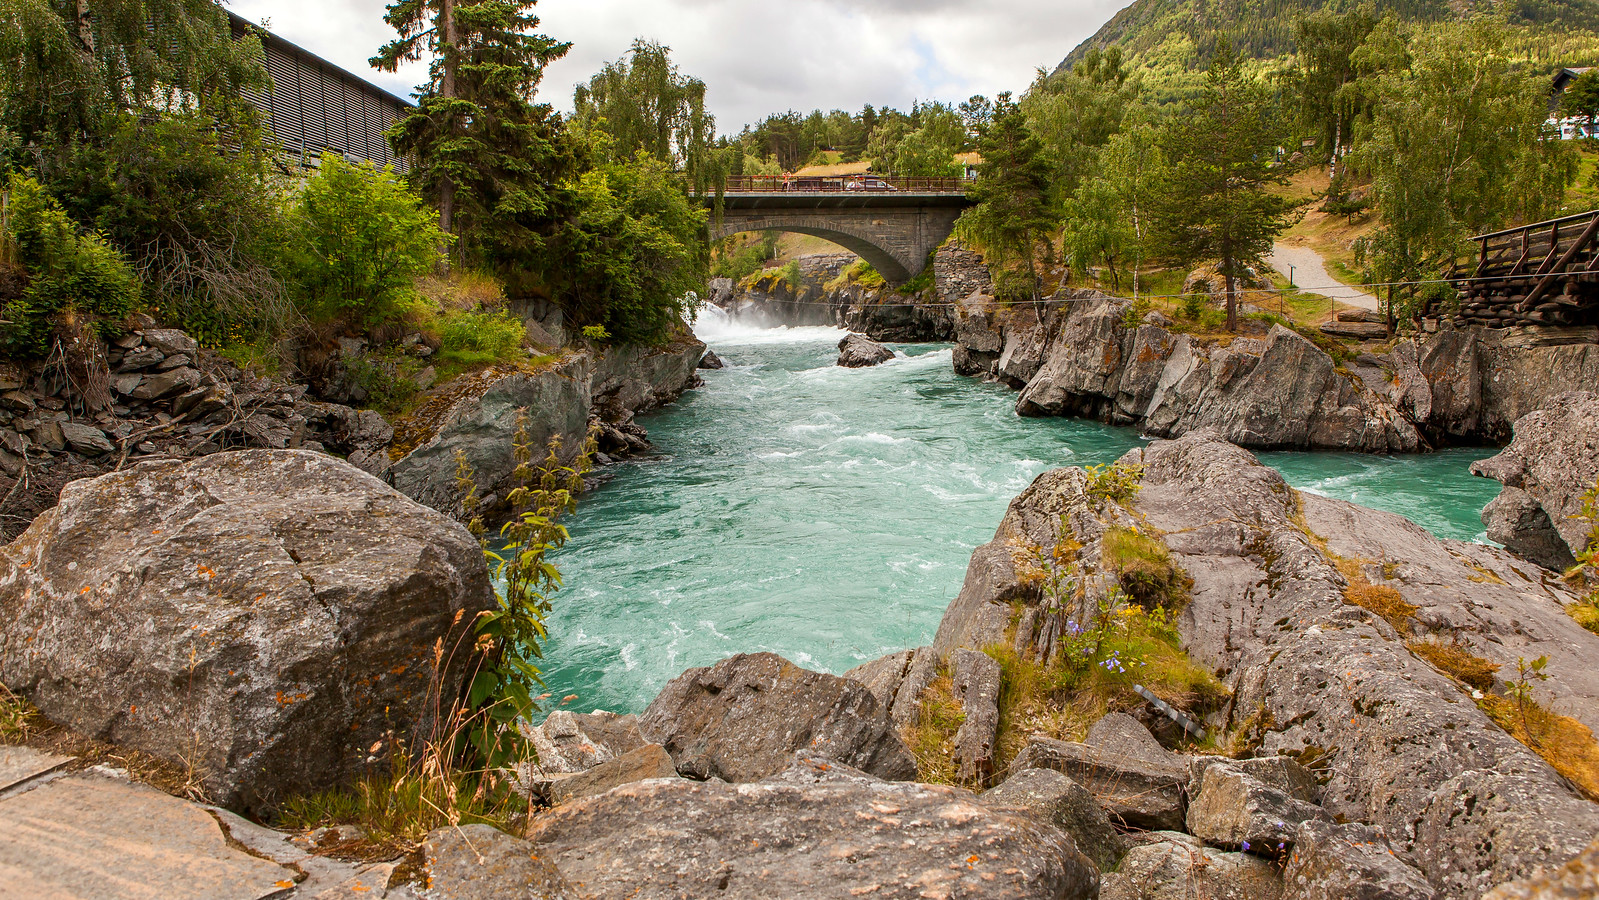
left=639, top=652, right=916, bottom=783
left=1012, top=713, right=1189, bottom=831
left=1483, top=834, right=1599, bottom=899
left=1472, top=391, right=1599, bottom=569
left=844, top=646, right=938, bottom=728
left=927, top=431, right=1599, bottom=896
left=836, top=333, right=896, bottom=368
left=1100, top=832, right=1282, bottom=900
left=423, top=824, right=577, bottom=899
left=1283, top=820, right=1436, bottom=900
left=525, top=756, right=1100, bottom=899
left=1186, top=757, right=1331, bottom=852
left=0, top=450, right=494, bottom=812
left=982, top=767, right=1128, bottom=873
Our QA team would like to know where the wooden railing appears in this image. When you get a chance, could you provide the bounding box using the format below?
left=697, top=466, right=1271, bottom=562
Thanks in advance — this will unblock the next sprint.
left=1466, top=209, right=1599, bottom=310
left=722, top=175, right=970, bottom=194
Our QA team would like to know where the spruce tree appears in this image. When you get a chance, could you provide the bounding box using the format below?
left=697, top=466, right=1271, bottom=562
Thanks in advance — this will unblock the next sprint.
left=961, top=92, right=1054, bottom=301
left=372, top=0, right=570, bottom=248
left=1150, top=43, right=1300, bottom=332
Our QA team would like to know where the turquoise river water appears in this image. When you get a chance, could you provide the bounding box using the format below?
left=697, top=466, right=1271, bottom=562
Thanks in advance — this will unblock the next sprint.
left=539, top=317, right=1503, bottom=715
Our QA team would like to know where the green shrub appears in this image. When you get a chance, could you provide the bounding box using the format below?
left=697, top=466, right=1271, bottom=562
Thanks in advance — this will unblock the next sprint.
left=1084, top=462, right=1144, bottom=505
left=285, top=155, right=447, bottom=330
left=439, top=309, right=524, bottom=360
left=0, top=175, right=139, bottom=357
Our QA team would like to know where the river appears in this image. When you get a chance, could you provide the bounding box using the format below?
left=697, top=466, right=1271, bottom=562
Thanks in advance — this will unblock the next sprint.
left=539, top=317, right=1502, bottom=715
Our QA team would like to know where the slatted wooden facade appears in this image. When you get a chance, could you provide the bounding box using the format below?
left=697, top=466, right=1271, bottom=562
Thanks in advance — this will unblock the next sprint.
left=1442, top=210, right=1599, bottom=328
left=228, top=13, right=412, bottom=171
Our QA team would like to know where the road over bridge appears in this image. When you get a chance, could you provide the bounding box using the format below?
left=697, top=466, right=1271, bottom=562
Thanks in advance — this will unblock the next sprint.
left=711, top=176, right=974, bottom=284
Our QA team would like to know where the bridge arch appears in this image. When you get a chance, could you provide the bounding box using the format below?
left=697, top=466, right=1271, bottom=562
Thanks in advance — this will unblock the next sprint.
left=709, top=216, right=920, bottom=283
left=709, top=193, right=971, bottom=286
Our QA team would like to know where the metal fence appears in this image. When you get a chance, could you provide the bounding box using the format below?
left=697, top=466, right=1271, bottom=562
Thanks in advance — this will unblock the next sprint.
left=722, top=175, right=969, bottom=194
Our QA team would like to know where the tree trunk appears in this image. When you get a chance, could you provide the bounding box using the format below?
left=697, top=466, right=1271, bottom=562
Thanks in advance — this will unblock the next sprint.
left=1330, top=115, right=1342, bottom=180
left=437, top=0, right=459, bottom=245
left=1224, top=266, right=1238, bottom=333
left=75, top=0, right=93, bottom=53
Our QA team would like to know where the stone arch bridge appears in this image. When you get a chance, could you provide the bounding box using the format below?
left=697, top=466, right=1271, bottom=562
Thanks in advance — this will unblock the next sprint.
left=709, top=176, right=973, bottom=284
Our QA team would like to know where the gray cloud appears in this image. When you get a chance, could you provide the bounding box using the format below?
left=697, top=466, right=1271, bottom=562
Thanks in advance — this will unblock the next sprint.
left=226, top=0, right=1127, bottom=131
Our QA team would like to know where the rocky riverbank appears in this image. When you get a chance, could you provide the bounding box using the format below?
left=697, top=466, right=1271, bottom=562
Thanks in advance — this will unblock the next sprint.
left=953, top=289, right=1599, bottom=452
left=0, top=318, right=707, bottom=537
left=5, top=423, right=1599, bottom=896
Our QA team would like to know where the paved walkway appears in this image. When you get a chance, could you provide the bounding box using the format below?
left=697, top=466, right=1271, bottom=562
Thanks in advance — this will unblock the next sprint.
left=1269, top=243, right=1379, bottom=312
left=0, top=745, right=406, bottom=899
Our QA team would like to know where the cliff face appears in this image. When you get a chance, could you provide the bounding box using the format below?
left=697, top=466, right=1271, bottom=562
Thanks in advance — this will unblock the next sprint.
left=388, top=334, right=706, bottom=516
left=954, top=290, right=1599, bottom=452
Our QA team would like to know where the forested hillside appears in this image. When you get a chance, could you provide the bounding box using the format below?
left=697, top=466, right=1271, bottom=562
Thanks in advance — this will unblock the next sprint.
left=1059, top=0, right=1599, bottom=78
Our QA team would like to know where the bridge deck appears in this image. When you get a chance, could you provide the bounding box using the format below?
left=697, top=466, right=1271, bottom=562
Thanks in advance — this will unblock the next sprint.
left=717, top=192, right=973, bottom=210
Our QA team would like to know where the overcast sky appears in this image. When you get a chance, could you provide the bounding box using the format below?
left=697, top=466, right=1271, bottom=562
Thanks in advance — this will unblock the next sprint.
left=227, top=0, right=1128, bottom=133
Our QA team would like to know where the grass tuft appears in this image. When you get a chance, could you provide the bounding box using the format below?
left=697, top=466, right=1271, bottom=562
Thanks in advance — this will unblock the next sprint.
left=1408, top=638, right=1500, bottom=691
left=1345, top=582, right=1418, bottom=634
left=1102, top=527, right=1190, bottom=610
left=904, top=673, right=963, bottom=786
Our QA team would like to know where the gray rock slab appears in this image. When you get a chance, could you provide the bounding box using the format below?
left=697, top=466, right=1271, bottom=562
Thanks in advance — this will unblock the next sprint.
left=639, top=651, right=915, bottom=783
left=1186, top=758, right=1331, bottom=852
left=526, top=757, right=1099, bottom=899
left=1100, top=831, right=1283, bottom=900
left=983, top=766, right=1127, bottom=873
left=422, top=824, right=577, bottom=899
left=0, top=772, right=295, bottom=899
left=950, top=647, right=1001, bottom=784
left=0, top=745, right=74, bottom=794
left=1013, top=713, right=1189, bottom=831
left=547, top=743, right=678, bottom=805
left=1283, top=820, right=1436, bottom=900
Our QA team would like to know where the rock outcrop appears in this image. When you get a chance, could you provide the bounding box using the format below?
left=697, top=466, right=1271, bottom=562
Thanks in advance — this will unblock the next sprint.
left=524, top=755, right=1100, bottom=900
left=638, top=652, right=916, bottom=783
left=1013, top=713, right=1191, bottom=831
left=389, top=334, right=705, bottom=516
left=0, top=450, right=493, bottom=812
left=926, top=432, right=1599, bottom=897
left=951, top=288, right=1599, bottom=453
left=1472, top=391, right=1599, bottom=569
left=836, top=332, right=896, bottom=367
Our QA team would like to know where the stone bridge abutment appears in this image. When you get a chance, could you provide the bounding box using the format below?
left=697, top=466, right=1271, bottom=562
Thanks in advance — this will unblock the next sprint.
left=710, top=194, right=971, bottom=284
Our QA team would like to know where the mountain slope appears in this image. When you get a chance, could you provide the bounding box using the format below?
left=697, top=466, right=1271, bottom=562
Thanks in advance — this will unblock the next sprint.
left=1057, top=0, right=1599, bottom=73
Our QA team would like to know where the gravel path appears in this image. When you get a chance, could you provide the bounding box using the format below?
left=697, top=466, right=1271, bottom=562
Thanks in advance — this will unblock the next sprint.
left=1269, top=243, right=1379, bottom=311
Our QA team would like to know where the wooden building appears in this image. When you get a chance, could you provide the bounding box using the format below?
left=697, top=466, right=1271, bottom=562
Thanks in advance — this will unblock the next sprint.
left=227, top=13, right=412, bottom=171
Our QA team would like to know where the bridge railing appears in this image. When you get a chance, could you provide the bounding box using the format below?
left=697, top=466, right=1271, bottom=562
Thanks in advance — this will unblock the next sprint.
left=722, top=175, right=970, bottom=194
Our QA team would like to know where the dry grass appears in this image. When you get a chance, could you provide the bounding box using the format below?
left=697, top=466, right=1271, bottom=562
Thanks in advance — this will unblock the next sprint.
left=1345, top=582, right=1419, bottom=634
left=1569, top=598, right=1599, bottom=636
left=1480, top=695, right=1599, bottom=803
left=0, top=686, right=212, bottom=802
left=904, top=673, right=964, bottom=786
left=415, top=270, right=507, bottom=313
left=987, top=643, right=1105, bottom=775
left=1408, top=639, right=1500, bottom=692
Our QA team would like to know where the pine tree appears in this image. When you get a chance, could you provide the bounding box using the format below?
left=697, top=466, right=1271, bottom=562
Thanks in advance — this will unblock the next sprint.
left=1150, top=42, right=1300, bottom=331
left=960, top=92, right=1054, bottom=301
left=372, top=0, right=570, bottom=247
